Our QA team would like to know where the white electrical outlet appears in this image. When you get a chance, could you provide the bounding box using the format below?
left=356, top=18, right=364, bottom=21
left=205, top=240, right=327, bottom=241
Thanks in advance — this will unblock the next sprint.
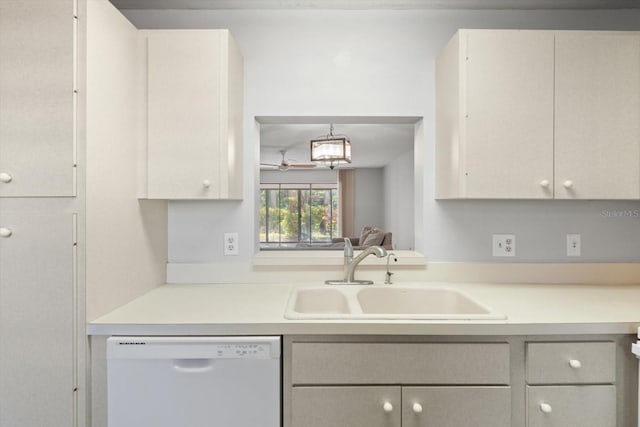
left=492, top=234, right=516, bottom=257
left=224, top=232, right=239, bottom=256
left=567, top=234, right=581, bottom=257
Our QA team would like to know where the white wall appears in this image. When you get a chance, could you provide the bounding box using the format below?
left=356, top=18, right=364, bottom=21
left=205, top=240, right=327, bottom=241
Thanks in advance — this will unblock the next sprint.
left=123, top=8, right=640, bottom=265
left=86, top=0, right=167, bottom=321
left=354, top=168, right=385, bottom=235
left=260, top=169, right=337, bottom=184
left=384, top=150, right=414, bottom=250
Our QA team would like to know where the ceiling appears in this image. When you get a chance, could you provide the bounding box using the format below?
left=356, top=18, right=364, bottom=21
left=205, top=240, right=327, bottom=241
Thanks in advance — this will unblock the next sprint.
left=260, top=123, right=414, bottom=169
left=111, top=0, right=640, bottom=9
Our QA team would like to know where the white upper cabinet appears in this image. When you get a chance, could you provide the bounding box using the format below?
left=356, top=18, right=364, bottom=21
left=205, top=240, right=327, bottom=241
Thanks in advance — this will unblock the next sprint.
left=0, top=0, right=76, bottom=197
left=141, top=30, right=244, bottom=200
left=555, top=32, right=640, bottom=200
left=436, top=29, right=554, bottom=199
left=436, top=29, right=640, bottom=200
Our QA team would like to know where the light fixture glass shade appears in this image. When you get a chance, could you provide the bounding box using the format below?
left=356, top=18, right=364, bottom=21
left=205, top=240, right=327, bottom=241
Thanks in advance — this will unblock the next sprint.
left=310, top=137, right=352, bottom=168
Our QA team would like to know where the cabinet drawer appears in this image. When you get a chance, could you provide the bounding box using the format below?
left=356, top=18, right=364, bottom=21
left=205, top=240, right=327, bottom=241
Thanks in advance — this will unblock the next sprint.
left=292, top=342, right=509, bottom=385
left=526, top=385, right=615, bottom=427
left=403, top=386, right=511, bottom=427
left=526, top=342, right=615, bottom=384
left=292, top=386, right=400, bottom=427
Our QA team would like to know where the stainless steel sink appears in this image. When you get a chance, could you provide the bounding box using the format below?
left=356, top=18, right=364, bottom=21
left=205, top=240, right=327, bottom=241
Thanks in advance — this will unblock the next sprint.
left=284, top=285, right=506, bottom=320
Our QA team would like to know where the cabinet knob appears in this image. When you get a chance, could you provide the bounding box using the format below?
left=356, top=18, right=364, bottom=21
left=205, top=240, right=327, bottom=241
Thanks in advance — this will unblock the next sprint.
left=0, top=172, right=12, bottom=183
left=568, top=359, right=582, bottom=369
left=412, top=403, right=423, bottom=414
left=202, top=180, right=211, bottom=188
left=0, top=228, right=12, bottom=238
left=540, top=179, right=550, bottom=188
left=383, top=402, right=393, bottom=413
left=563, top=180, right=574, bottom=189
left=539, top=402, right=553, bottom=413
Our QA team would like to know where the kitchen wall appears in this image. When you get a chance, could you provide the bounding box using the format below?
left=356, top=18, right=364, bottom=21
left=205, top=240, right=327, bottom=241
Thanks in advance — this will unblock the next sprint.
left=122, top=8, right=640, bottom=265
left=354, top=168, right=385, bottom=236
left=385, top=150, right=415, bottom=251
left=260, top=169, right=337, bottom=185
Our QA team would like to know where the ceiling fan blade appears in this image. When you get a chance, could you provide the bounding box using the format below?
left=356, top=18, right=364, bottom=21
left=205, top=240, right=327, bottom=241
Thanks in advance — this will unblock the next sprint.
left=260, top=163, right=280, bottom=167
left=288, top=163, right=317, bottom=169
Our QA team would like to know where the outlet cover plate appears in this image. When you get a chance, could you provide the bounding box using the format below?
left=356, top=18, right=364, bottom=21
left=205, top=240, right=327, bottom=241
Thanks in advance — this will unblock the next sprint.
left=224, top=232, right=239, bottom=256
left=492, top=234, right=515, bottom=257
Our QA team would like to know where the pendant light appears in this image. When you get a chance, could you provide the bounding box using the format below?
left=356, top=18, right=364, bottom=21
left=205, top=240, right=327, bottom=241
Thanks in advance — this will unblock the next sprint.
left=310, top=124, right=352, bottom=170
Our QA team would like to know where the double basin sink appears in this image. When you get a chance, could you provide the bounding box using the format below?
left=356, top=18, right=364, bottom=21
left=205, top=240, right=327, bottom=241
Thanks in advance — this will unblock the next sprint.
left=285, top=285, right=506, bottom=320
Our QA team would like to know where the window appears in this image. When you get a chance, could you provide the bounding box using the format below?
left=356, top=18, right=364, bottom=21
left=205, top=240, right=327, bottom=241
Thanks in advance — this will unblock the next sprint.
left=260, top=183, right=339, bottom=248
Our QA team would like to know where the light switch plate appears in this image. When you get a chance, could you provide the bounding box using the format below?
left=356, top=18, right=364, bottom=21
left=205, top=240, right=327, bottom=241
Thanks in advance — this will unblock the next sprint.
left=567, top=233, right=581, bottom=257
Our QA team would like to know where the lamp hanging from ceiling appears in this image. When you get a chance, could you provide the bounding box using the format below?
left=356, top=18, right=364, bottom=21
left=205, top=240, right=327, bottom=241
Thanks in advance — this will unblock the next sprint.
left=310, top=124, right=352, bottom=170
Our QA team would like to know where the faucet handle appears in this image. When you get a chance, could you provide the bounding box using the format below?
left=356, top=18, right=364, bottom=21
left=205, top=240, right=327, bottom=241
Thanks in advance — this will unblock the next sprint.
left=343, top=237, right=353, bottom=258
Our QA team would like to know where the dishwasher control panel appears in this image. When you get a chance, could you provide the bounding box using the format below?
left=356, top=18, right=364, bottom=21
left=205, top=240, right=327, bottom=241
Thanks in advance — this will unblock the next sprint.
left=213, top=343, right=273, bottom=359
left=107, top=336, right=281, bottom=360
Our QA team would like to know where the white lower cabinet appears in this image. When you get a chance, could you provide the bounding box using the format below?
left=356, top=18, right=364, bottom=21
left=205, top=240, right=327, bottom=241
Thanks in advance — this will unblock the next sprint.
left=292, top=386, right=401, bottom=427
left=289, top=342, right=511, bottom=427
left=525, top=342, right=617, bottom=427
left=527, top=385, right=616, bottom=427
left=0, top=211, right=76, bottom=426
left=291, top=386, right=510, bottom=427
left=287, top=337, right=631, bottom=427
left=403, top=386, right=511, bottom=427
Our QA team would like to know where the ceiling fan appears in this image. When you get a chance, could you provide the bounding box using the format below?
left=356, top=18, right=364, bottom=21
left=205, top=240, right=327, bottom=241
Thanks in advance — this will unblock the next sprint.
left=260, top=149, right=317, bottom=171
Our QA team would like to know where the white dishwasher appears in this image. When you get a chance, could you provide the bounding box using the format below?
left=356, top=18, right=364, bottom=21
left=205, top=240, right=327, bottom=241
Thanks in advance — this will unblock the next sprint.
left=633, top=330, right=640, bottom=427
left=107, top=336, right=281, bottom=427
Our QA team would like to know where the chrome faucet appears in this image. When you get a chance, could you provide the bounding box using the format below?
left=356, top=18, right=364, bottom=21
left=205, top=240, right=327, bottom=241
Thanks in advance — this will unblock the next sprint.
left=384, top=252, right=397, bottom=284
left=325, top=238, right=387, bottom=285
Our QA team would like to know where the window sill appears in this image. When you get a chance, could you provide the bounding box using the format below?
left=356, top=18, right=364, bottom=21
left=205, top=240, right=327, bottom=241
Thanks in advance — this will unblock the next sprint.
left=252, top=250, right=427, bottom=267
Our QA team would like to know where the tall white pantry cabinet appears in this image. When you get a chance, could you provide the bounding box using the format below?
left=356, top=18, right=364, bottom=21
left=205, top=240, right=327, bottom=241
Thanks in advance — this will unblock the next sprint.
left=0, top=1, right=168, bottom=426
left=0, top=1, right=78, bottom=426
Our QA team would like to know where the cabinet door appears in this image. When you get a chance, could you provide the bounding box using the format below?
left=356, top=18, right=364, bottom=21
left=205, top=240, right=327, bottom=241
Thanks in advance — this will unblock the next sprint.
left=463, top=30, right=554, bottom=199
left=527, top=385, right=615, bottom=427
left=146, top=31, right=223, bottom=199
left=291, top=386, right=400, bottom=427
left=0, top=0, right=75, bottom=197
left=0, top=212, right=75, bottom=426
left=402, top=386, right=511, bottom=427
left=555, top=32, right=640, bottom=199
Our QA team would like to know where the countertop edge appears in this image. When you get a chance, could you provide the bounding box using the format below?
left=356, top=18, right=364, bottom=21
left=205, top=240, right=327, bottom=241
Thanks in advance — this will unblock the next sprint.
left=87, top=321, right=640, bottom=337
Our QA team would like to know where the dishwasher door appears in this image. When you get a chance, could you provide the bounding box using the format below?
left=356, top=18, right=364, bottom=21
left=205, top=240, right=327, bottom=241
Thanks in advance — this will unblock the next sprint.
left=107, top=336, right=280, bottom=427
left=632, top=331, right=640, bottom=427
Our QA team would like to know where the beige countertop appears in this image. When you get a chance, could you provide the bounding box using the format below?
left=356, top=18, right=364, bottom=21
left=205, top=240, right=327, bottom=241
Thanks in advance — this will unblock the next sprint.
left=88, top=282, right=640, bottom=336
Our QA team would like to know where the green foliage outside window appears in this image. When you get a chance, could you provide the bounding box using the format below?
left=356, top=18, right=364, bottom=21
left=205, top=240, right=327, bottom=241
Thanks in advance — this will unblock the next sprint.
left=259, top=185, right=339, bottom=245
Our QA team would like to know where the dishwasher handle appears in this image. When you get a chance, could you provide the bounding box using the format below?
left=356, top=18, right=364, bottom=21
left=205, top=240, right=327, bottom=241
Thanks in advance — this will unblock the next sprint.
left=173, top=359, right=214, bottom=373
